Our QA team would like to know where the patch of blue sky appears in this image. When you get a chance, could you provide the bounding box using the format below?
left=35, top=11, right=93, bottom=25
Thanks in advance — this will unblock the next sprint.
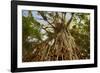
left=31, top=11, right=49, bottom=25
left=22, top=10, right=48, bottom=25
left=22, top=10, right=28, bottom=17
left=66, top=13, right=72, bottom=21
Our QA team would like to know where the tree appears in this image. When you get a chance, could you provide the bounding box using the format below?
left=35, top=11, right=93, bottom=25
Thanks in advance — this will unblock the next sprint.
left=22, top=11, right=90, bottom=62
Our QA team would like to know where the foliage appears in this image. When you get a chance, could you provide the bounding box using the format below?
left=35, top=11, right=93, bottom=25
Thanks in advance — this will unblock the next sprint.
left=70, top=13, right=90, bottom=59
left=22, top=11, right=42, bottom=52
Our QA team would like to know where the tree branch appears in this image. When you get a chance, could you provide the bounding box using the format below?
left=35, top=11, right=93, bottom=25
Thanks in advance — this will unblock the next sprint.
left=66, top=13, right=74, bottom=28
left=42, top=27, right=54, bottom=34
left=38, top=12, right=55, bottom=29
